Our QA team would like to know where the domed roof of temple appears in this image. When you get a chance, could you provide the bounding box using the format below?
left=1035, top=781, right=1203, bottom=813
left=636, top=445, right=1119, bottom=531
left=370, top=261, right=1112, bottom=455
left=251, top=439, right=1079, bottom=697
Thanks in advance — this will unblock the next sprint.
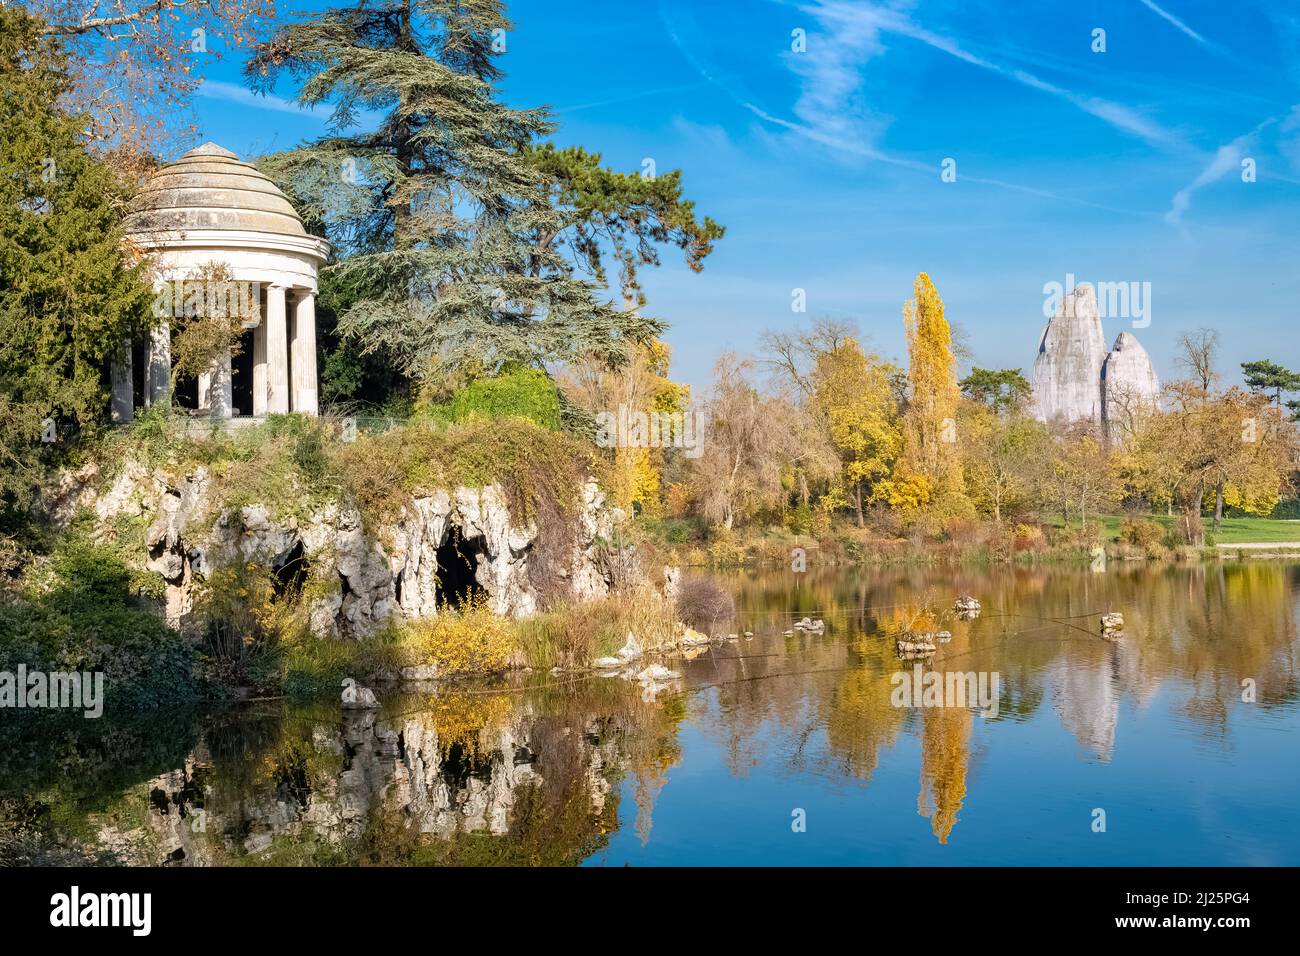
left=123, top=142, right=308, bottom=239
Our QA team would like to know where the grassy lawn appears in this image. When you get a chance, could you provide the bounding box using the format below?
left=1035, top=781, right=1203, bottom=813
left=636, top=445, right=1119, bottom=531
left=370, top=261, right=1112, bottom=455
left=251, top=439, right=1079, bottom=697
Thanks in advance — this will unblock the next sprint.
left=1056, top=514, right=1300, bottom=544
left=1203, top=517, right=1300, bottom=544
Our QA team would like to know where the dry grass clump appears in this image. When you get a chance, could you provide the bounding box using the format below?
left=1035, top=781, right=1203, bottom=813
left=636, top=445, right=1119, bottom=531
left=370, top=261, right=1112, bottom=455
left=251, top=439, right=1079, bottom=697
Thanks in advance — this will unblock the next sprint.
left=513, top=585, right=677, bottom=670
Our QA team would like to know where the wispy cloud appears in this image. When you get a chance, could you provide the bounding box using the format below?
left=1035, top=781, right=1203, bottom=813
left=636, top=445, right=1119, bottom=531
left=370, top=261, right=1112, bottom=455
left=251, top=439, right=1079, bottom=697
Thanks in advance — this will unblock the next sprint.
left=660, top=2, right=1152, bottom=214
left=833, top=1, right=1183, bottom=149
left=784, top=0, right=891, bottom=151
left=660, top=3, right=925, bottom=170
left=1137, top=0, right=1210, bottom=47
left=197, top=81, right=325, bottom=116
left=1166, top=118, right=1275, bottom=226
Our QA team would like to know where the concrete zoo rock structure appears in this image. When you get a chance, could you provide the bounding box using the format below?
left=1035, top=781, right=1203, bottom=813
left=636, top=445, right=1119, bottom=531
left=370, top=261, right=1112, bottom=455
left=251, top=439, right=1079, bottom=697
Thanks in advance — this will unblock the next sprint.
left=57, top=459, right=624, bottom=640
left=1031, top=284, right=1160, bottom=432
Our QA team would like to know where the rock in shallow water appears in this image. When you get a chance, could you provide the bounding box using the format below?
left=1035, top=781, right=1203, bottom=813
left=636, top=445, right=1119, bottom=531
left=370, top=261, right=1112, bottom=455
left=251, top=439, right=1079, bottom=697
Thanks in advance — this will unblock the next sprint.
left=341, top=677, right=379, bottom=710
left=679, top=627, right=711, bottom=647
left=636, top=664, right=681, bottom=683
left=617, top=632, right=643, bottom=661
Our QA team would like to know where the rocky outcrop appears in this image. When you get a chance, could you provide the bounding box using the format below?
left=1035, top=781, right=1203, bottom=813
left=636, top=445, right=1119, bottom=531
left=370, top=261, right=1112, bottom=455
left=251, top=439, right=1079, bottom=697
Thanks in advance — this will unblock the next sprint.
left=1101, top=331, right=1160, bottom=436
left=1033, top=284, right=1161, bottom=430
left=75, top=461, right=624, bottom=636
left=1032, top=285, right=1108, bottom=424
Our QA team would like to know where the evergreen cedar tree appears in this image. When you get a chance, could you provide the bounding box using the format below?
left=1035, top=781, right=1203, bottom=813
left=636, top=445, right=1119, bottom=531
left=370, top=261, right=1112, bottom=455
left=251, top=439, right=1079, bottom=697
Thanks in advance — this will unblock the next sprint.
left=245, top=0, right=721, bottom=403
left=0, top=6, right=151, bottom=509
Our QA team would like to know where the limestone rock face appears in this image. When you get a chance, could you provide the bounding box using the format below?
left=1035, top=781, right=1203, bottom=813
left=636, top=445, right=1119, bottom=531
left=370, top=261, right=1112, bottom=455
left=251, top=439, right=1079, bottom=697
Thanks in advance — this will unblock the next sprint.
left=73, top=464, right=625, bottom=636
left=1032, top=285, right=1108, bottom=423
left=1101, top=331, right=1160, bottom=434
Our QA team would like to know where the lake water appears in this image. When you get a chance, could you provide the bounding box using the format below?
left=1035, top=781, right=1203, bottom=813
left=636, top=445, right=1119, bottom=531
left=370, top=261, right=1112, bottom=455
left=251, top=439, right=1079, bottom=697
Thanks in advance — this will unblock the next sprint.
left=4, top=562, right=1299, bottom=866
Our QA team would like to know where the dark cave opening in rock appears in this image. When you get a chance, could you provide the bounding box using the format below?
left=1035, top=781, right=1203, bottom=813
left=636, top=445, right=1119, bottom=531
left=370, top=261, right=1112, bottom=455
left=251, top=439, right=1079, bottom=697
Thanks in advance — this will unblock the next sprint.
left=440, top=739, right=496, bottom=788
left=435, top=528, right=487, bottom=611
left=272, top=542, right=308, bottom=600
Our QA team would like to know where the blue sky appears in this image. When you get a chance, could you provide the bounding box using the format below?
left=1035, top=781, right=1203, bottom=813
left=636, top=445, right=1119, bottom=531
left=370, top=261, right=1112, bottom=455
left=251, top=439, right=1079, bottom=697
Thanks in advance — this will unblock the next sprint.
left=191, top=0, right=1300, bottom=391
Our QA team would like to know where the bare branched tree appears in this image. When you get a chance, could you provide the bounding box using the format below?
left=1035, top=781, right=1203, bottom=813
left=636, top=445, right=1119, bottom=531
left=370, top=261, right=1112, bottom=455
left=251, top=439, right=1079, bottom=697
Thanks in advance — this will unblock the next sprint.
left=1174, top=327, right=1221, bottom=393
left=30, top=0, right=277, bottom=156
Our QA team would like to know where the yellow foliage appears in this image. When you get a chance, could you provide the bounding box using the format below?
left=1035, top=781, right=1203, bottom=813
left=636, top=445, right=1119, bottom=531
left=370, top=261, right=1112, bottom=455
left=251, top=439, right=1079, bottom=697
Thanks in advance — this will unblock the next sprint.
left=1223, top=482, right=1280, bottom=516
left=611, top=445, right=661, bottom=517
left=422, top=691, right=515, bottom=757
left=898, top=273, right=969, bottom=514
left=811, top=337, right=902, bottom=497
left=877, top=468, right=933, bottom=512
left=391, top=597, right=514, bottom=676
left=707, top=535, right=748, bottom=567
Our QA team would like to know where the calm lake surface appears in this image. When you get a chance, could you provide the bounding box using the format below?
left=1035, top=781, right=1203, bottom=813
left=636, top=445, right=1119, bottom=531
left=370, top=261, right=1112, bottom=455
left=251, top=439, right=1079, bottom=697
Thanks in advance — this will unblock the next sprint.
left=5, top=562, right=1299, bottom=866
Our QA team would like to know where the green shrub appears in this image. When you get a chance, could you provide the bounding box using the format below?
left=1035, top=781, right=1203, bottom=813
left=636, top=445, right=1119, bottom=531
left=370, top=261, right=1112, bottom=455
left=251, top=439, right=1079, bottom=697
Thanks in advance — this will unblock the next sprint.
left=425, top=366, right=562, bottom=431
left=637, top=517, right=695, bottom=546
left=786, top=502, right=813, bottom=535
left=0, top=539, right=198, bottom=708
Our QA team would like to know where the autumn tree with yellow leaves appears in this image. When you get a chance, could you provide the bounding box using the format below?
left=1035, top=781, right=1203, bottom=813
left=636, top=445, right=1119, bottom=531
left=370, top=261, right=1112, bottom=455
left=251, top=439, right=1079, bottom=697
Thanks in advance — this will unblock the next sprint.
left=882, top=273, right=971, bottom=524
left=810, top=338, right=902, bottom=526
left=560, top=340, right=688, bottom=516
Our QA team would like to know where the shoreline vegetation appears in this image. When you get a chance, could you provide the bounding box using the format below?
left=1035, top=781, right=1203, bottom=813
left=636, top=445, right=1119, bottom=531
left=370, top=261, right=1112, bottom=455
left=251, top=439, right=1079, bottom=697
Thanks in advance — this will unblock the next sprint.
left=637, top=514, right=1300, bottom=571
left=2, top=408, right=1296, bottom=711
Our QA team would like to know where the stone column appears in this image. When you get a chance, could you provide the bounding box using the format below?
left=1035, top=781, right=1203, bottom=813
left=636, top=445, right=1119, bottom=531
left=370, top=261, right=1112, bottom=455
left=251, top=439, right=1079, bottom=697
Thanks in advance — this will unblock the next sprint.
left=111, top=340, right=133, bottom=423
left=266, top=284, right=290, bottom=414
left=144, top=321, right=170, bottom=408
left=197, top=370, right=212, bottom=412
left=253, top=315, right=267, bottom=417
left=197, top=351, right=233, bottom=420
left=212, top=351, right=234, bottom=420
left=291, top=291, right=319, bottom=415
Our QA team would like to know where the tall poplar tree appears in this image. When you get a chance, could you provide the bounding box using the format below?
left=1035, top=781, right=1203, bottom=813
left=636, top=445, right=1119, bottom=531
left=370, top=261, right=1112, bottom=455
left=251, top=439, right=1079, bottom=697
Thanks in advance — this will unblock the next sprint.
left=246, top=0, right=660, bottom=394
left=889, top=272, right=970, bottom=518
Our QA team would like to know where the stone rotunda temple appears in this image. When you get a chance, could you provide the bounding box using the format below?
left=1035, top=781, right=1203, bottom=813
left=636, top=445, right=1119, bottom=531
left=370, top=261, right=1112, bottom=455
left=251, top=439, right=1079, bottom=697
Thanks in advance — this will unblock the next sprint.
left=115, top=143, right=330, bottom=421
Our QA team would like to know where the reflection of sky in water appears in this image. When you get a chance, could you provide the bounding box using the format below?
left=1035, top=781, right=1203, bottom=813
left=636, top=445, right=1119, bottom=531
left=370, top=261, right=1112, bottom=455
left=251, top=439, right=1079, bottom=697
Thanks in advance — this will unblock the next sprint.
left=587, top=563, right=1300, bottom=866
left=589, top=690, right=1299, bottom=866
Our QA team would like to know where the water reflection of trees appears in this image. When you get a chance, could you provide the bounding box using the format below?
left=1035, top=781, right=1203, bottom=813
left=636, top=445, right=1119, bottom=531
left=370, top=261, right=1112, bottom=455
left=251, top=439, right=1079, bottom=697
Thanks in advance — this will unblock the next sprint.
left=712, top=562, right=1300, bottom=842
left=5, top=563, right=1296, bottom=861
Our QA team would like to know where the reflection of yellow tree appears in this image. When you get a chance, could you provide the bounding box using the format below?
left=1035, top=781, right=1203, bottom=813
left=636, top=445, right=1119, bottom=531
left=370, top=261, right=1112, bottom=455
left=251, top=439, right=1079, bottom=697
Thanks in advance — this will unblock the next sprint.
left=823, top=663, right=906, bottom=781
left=427, top=691, right=514, bottom=759
left=625, top=697, right=685, bottom=846
left=918, top=704, right=971, bottom=844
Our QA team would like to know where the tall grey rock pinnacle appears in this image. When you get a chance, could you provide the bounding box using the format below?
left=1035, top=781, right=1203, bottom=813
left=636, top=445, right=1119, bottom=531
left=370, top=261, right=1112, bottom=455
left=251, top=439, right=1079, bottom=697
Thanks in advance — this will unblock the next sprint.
left=1032, top=285, right=1108, bottom=423
left=1101, top=331, right=1160, bottom=434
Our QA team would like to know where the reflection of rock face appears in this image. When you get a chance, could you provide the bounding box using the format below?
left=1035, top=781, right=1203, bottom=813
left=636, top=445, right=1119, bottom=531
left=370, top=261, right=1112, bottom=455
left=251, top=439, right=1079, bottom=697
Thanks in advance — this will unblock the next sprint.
left=1047, top=624, right=1166, bottom=762
left=123, top=708, right=630, bottom=864
left=1049, top=654, right=1119, bottom=760
left=1033, top=286, right=1108, bottom=424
